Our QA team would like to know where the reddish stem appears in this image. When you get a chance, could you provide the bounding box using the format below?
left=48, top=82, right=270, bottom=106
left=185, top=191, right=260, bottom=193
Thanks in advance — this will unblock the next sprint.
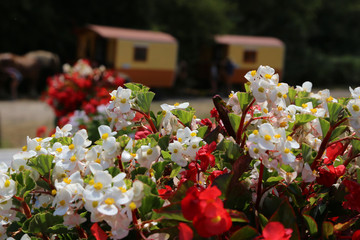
left=311, top=118, right=348, bottom=170
left=21, top=200, right=32, bottom=218
left=131, top=108, right=157, bottom=133
left=76, top=226, right=88, bottom=239
left=117, top=155, right=125, bottom=172
left=255, top=161, right=265, bottom=211
left=236, top=99, right=255, bottom=144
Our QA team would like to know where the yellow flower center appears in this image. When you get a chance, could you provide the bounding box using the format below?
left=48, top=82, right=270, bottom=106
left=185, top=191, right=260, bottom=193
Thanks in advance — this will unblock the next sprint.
left=277, top=92, right=283, bottom=98
left=22, top=145, right=27, bottom=151
left=59, top=200, right=66, bottom=206
left=253, top=130, right=259, bottom=135
left=302, top=103, right=308, bottom=108
left=264, top=74, right=272, bottom=79
left=147, top=149, right=153, bottom=155
left=35, top=145, right=41, bottom=151
left=42, top=203, right=48, bottom=208
left=69, top=144, right=75, bottom=150
left=280, top=122, right=287, bottom=128
left=130, top=153, right=137, bottom=158
left=211, top=215, right=222, bottom=224
left=102, top=133, right=109, bottom=140
left=311, top=108, right=317, bottom=114
left=162, top=110, right=167, bottom=116
left=253, top=148, right=259, bottom=154
left=4, top=180, right=11, bottom=188
left=129, top=201, right=137, bottom=210
left=178, top=137, right=183, bottom=142
left=258, top=87, right=265, bottom=93
left=173, top=149, right=178, bottom=154
left=36, top=138, right=43, bottom=142
left=92, top=201, right=99, bottom=208
left=190, top=132, right=196, bottom=137
left=63, top=178, right=71, bottom=184
left=326, top=96, right=334, bottom=102
left=283, top=94, right=287, bottom=99
left=89, top=179, right=95, bottom=185
left=274, top=134, right=281, bottom=139
left=263, top=108, right=268, bottom=113
left=284, top=148, right=290, bottom=154
left=353, top=105, right=360, bottom=112
left=95, top=158, right=101, bottom=164
left=105, top=198, right=115, bottom=205
left=277, top=106, right=283, bottom=111
left=70, top=155, right=77, bottom=162
left=94, top=182, right=103, bottom=190
left=287, top=136, right=293, bottom=141
left=192, top=144, right=197, bottom=149
left=51, top=189, right=57, bottom=195
left=111, top=96, right=116, bottom=101
left=56, top=148, right=62, bottom=153
left=174, top=102, right=180, bottom=107
left=120, top=98, right=127, bottom=104
left=251, top=70, right=257, bottom=76
left=229, top=93, right=234, bottom=98
left=19, top=165, right=25, bottom=171
left=51, top=134, right=55, bottom=138
left=119, top=187, right=127, bottom=193
left=264, top=135, right=271, bottom=141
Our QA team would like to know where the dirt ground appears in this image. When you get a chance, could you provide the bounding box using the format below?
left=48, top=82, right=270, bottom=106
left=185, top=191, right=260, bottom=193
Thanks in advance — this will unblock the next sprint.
left=0, top=88, right=350, bottom=149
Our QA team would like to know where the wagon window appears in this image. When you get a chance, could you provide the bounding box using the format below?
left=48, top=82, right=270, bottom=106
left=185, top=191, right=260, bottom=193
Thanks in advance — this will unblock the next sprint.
left=244, top=50, right=257, bottom=63
left=134, top=46, right=148, bottom=61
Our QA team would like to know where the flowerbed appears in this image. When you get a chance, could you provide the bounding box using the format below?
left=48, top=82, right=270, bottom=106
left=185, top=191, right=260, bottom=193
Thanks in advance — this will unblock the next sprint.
left=2, top=65, right=360, bottom=239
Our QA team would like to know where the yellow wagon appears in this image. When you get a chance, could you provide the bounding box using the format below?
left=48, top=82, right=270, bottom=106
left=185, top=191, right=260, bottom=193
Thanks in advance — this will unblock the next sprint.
left=77, top=24, right=178, bottom=88
left=214, top=35, right=285, bottom=83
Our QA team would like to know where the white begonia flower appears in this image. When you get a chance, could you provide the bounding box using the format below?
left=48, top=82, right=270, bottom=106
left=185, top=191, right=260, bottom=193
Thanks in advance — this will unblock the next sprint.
left=106, top=213, right=132, bottom=240
left=186, top=137, right=203, bottom=159
left=97, top=189, right=120, bottom=216
left=53, top=188, right=72, bottom=216
left=347, top=99, right=360, bottom=117
left=73, top=129, right=92, bottom=149
left=251, top=79, right=270, bottom=103
left=98, top=125, right=117, bottom=154
left=296, top=81, right=312, bottom=92
left=227, top=91, right=242, bottom=115
left=278, top=169, right=297, bottom=184
left=248, top=142, right=266, bottom=160
left=34, top=194, right=54, bottom=209
left=258, top=123, right=276, bottom=150
left=168, top=141, right=187, bottom=166
left=160, top=102, right=189, bottom=112
left=131, top=180, right=144, bottom=206
left=85, top=145, right=108, bottom=169
left=0, top=174, right=16, bottom=200
left=0, top=198, right=13, bottom=212
left=55, top=171, right=84, bottom=190
left=349, top=86, right=360, bottom=99
left=55, top=124, right=72, bottom=138
left=84, top=171, right=113, bottom=201
left=26, top=136, right=51, bottom=156
left=277, top=142, right=296, bottom=164
left=121, top=138, right=137, bottom=163
left=176, top=127, right=199, bottom=144
left=136, top=144, right=161, bottom=169
left=302, top=163, right=317, bottom=183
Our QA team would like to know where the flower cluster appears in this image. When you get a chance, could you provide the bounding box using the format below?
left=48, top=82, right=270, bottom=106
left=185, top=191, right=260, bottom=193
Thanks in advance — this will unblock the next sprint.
left=44, top=59, right=126, bottom=121
left=3, top=66, right=360, bottom=239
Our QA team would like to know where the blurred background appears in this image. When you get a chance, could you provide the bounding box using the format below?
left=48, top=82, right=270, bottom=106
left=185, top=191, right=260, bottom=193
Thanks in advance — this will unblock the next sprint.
left=0, top=0, right=359, bottom=148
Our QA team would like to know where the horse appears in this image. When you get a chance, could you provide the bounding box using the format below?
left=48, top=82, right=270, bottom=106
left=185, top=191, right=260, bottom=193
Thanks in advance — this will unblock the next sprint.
left=0, top=50, right=61, bottom=98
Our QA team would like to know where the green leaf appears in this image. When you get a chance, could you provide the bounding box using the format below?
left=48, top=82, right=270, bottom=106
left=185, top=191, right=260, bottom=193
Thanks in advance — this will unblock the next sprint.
left=28, top=155, right=54, bottom=176
left=108, top=167, right=121, bottom=177
left=297, top=91, right=310, bottom=98
left=152, top=161, right=170, bottom=180
left=161, top=150, right=171, bottom=161
left=137, top=92, right=155, bottom=113
left=352, top=139, right=360, bottom=156
left=258, top=213, right=268, bottom=230
left=229, top=210, right=249, bottom=223
left=322, top=221, right=334, bottom=239
left=158, top=135, right=170, bottom=151
left=130, top=167, right=148, bottom=179
left=22, top=212, right=63, bottom=234
left=36, top=179, right=51, bottom=191
left=244, top=82, right=251, bottom=93
left=302, top=143, right=314, bottom=164
left=124, top=82, right=149, bottom=92
left=197, top=126, right=208, bottom=138
left=294, top=114, right=316, bottom=126
left=295, top=98, right=319, bottom=108
left=229, top=113, right=242, bottom=133
left=136, top=175, right=158, bottom=195
left=319, top=118, right=330, bottom=137
left=288, top=87, right=296, bottom=103
left=237, top=92, right=253, bottom=111
left=303, top=214, right=318, bottom=236
left=229, top=225, right=258, bottom=240
left=153, top=202, right=189, bottom=222
left=170, top=164, right=182, bottom=178
left=139, top=194, right=164, bottom=216
left=212, top=173, right=232, bottom=200
left=327, top=102, right=344, bottom=125
left=172, top=109, right=194, bottom=127
left=330, top=125, right=347, bottom=140
left=357, top=168, right=360, bottom=184
left=48, top=224, right=75, bottom=234
left=269, top=200, right=300, bottom=240
left=16, top=170, right=36, bottom=198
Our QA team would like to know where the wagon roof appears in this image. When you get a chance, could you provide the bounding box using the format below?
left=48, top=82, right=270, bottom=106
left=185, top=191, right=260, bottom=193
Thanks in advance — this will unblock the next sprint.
left=215, top=35, right=284, bottom=47
left=87, top=24, right=177, bottom=43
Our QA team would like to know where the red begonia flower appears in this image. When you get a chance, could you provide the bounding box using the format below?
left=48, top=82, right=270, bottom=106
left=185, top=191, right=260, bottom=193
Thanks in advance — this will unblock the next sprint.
left=261, top=222, right=292, bottom=240
left=316, top=164, right=345, bottom=187
left=178, top=222, right=193, bottom=240
left=196, top=141, right=217, bottom=171
left=158, top=185, right=173, bottom=200
left=326, top=142, right=346, bottom=161
left=210, top=107, right=219, bottom=118
left=353, top=230, right=360, bottom=240
left=181, top=186, right=202, bottom=221
left=90, top=223, right=108, bottom=240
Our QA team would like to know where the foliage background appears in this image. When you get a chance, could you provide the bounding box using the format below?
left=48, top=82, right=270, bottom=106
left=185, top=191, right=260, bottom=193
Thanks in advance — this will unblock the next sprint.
left=1, top=0, right=360, bottom=88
